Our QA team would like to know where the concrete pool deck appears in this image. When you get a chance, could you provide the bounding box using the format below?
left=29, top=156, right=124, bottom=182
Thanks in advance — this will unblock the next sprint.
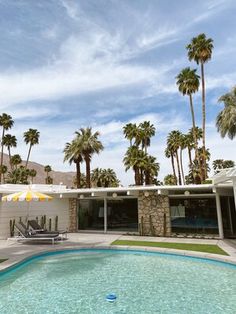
left=0, top=233, right=236, bottom=272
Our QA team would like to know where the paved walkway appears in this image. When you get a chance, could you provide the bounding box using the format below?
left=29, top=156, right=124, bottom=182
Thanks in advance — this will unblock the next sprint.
left=0, top=233, right=236, bottom=272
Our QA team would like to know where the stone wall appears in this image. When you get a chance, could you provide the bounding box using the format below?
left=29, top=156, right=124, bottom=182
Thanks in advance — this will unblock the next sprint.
left=138, top=191, right=171, bottom=236
left=68, top=198, right=78, bottom=232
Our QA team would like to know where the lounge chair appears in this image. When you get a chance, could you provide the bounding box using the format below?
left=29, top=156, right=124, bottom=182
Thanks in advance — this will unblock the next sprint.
left=8, top=222, right=61, bottom=245
left=28, top=219, right=68, bottom=239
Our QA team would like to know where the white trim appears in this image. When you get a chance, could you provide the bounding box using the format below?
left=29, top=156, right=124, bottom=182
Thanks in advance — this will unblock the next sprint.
left=215, top=192, right=224, bottom=239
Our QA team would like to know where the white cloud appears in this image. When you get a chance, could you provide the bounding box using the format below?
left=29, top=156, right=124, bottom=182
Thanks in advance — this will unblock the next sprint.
left=61, top=0, right=80, bottom=20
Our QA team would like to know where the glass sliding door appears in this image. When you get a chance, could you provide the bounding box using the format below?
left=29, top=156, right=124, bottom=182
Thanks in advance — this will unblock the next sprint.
left=78, top=199, right=104, bottom=230
left=107, top=198, right=138, bottom=232
left=78, top=198, right=138, bottom=232
left=170, top=197, right=218, bottom=234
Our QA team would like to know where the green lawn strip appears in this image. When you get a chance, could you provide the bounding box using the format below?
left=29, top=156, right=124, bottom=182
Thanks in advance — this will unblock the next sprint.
left=111, top=240, right=228, bottom=256
left=0, top=259, right=7, bottom=263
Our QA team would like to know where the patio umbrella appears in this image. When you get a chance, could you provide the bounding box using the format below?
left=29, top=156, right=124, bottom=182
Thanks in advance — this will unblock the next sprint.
left=1, top=189, right=53, bottom=219
left=2, top=190, right=53, bottom=202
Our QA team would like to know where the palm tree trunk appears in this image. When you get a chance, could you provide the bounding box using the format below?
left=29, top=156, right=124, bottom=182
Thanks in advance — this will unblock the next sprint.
left=134, top=166, right=138, bottom=185
left=180, top=148, right=185, bottom=185
left=188, top=147, right=193, bottom=167
left=140, top=169, right=144, bottom=185
left=189, top=94, right=199, bottom=165
left=76, top=160, right=81, bottom=188
left=144, top=139, right=147, bottom=154
left=175, top=151, right=182, bottom=185
left=85, top=156, right=91, bottom=188
left=201, top=61, right=207, bottom=180
left=171, top=154, right=177, bottom=184
left=25, top=144, right=32, bottom=168
left=0, top=128, right=5, bottom=183
left=145, top=171, right=150, bottom=185
left=8, top=147, right=13, bottom=170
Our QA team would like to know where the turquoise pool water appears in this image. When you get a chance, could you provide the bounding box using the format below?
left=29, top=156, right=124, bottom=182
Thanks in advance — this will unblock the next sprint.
left=0, top=249, right=235, bottom=314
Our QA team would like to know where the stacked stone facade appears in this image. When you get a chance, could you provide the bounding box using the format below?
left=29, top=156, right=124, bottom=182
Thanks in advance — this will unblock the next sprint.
left=138, top=191, right=171, bottom=236
left=69, top=198, right=78, bottom=232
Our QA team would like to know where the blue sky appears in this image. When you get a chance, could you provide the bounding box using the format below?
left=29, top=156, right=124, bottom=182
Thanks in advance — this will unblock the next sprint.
left=0, top=0, right=236, bottom=185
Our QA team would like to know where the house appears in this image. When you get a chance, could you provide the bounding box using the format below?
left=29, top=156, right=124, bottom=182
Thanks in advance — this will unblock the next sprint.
left=0, top=168, right=235, bottom=239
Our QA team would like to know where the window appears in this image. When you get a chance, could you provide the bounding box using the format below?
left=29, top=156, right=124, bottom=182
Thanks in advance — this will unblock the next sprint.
left=170, top=197, right=218, bottom=234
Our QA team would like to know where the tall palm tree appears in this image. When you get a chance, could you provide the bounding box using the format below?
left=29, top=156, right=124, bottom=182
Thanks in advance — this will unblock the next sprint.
left=44, top=165, right=52, bottom=184
left=64, top=139, right=83, bottom=188
left=179, top=133, right=187, bottom=185
left=10, top=154, right=22, bottom=170
left=23, top=129, right=40, bottom=168
left=176, top=67, right=200, bottom=166
left=187, top=33, right=214, bottom=179
left=165, top=146, right=177, bottom=184
left=2, top=134, right=17, bottom=169
left=78, top=127, right=104, bottom=188
left=216, top=87, right=236, bottom=139
left=184, top=132, right=194, bottom=167
left=139, top=121, right=156, bottom=154
left=0, top=113, right=14, bottom=183
left=167, top=131, right=182, bottom=185
left=198, top=147, right=210, bottom=180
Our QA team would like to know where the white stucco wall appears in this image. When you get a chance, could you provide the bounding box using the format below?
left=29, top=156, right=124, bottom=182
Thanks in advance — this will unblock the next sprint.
left=0, top=197, right=70, bottom=239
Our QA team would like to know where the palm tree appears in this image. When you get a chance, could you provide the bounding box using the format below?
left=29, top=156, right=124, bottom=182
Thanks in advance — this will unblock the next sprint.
left=64, top=139, right=83, bottom=188
left=176, top=67, right=200, bottom=165
left=143, top=155, right=160, bottom=185
left=23, top=129, right=40, bottom=168
left=187, top=34, right=214, bottom=179
left=139, top=121, right=156, bottom=154
left=165, top=147, right=177, bottom=184
left=123, top=146, right=142, bottom=185
left=2, top=134, right=17, bottom=169
left=179, top=133, right=187, bottom=185
left=91, top=167, right=103, bottom=187
left=10, top=154, right=22, bottom=170
left=6, top=165, right=29, bottom=184
left=0, top=113, right=14, bottom=183
left=44, top=165, right=52, bottom=184
left=164, top=174, right=176, bottom=185
left=0, top=165, right=8, bottom=183
left=212, top=159, right=235, bottom=174
left=78, top=127, right=104, bottom=188
left=167, top=131, right=182, bottom=185
left=29, top=169, right=37, bottom=183
left=184, top=132, right=194, bottom=167
left=123, top=123, right=138, bottom=147
left=216, top=87, right=236, bottom=139
left=198, top=147, right=210, bottom=180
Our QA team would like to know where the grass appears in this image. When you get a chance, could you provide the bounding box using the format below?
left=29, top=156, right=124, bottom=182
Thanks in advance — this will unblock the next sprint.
left=111, top=240, right=228, bottom=255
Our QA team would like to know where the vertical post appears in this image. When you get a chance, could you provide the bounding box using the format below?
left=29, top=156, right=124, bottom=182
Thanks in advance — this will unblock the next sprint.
left=104, top=197, right=107, bottom=234
left=233, top=178, right=236, bottom=212
left=215, top=192, right=224, bottom=239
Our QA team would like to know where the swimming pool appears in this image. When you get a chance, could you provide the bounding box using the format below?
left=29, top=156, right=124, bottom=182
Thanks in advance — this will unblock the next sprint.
left=0, top=249, right=235, bottom=313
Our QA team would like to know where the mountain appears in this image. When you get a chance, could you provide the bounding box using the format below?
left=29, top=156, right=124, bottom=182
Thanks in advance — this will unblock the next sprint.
left=2, top=153, right=75, bottom=187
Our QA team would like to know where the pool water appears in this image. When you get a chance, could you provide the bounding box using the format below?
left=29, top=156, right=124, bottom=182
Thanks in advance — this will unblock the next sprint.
left=0, top=249, right=235, bottom=314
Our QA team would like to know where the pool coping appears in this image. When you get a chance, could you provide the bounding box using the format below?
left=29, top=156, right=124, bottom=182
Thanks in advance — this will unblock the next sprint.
left=0, top=243, right=236, bottom=275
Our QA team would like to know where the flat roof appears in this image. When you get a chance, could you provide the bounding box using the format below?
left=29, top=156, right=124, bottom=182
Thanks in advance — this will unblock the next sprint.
left=0, top=183, right=233, bottom=196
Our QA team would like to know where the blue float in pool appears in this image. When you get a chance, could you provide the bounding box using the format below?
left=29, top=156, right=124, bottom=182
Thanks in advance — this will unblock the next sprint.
left=106, top=293, right=117, bottom=302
